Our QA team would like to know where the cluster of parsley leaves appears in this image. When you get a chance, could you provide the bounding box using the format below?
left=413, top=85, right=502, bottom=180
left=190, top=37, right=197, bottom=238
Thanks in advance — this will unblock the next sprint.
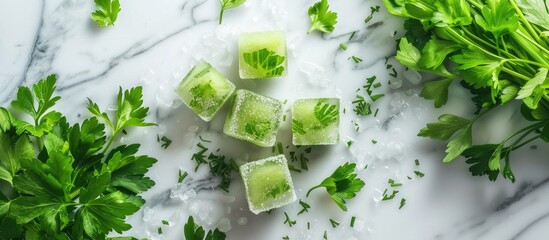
left=0, top=75, right=156, bottom=239
left=383, top=0, right=549, bottom=182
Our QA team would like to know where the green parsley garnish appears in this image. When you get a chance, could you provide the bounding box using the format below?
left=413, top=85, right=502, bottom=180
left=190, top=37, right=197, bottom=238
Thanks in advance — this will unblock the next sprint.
left=91, top=0, right=121, bottom=27
left=399, top=198, right=407, bottom=209
left=306, top=162, right=365, bottom=211
left=347, top=141, right=353, bottom=148
left=364, top=6, right=380, bottom=23
left=350, top=56, right=363, bottom=63
left=157, top=135, right=172, bottom=149
left=388, top=178, right=403, bottom=187
left=243, top=48, right=285, bottom=77
left=178, top=169, right=189, bottom=183
left=339, top=43, right=347, bottom=51
left=283, top=212, right=296, bottom=227
left=184, top=216, right=226, bottom=240
left=329, top=219, right=340, bottom=228
left=307, top=0, right=338, bottom=34
left=190, top=143, right=236, bottom=192
left=414, top=170, right=425, bottom=178
left=218, top=0, right=246, bottom=24
left=298, top=199, right=311, bottom=215
left=314, top=100, right=339, bottom=126
left=245, top=121, right=271, bottom=139
left=189, top=81, right=220, bottom=114
left=382, top=189, right=399, bottom=201
left=353, top=95, right=372, bottom=116
left=350, top=216, right=356, bottom=227
left=415, top=159, right=420, bottom=166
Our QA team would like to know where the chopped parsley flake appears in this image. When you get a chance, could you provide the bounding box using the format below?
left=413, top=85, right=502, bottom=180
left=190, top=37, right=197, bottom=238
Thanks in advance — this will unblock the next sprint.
left=364, top=6, right=380, bottom=23
left=329, top=219, right=340, bottom=228
left=178, top=169, right=188, bottom=183
left=414, top=170, right=425, bottom=177
left=399, top=198, right=407, bottom=209
left=298, top=199, right=311, bottom=215
left=283, top=212, right=296, bottom=227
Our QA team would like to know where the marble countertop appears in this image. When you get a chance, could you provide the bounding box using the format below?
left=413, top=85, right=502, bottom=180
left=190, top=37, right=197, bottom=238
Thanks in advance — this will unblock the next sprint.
left=2, top=0, right=549, bottom=239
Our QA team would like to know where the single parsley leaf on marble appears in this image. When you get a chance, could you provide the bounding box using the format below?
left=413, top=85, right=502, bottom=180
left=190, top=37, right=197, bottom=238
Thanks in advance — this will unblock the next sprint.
left=243, top=48, right=285, bottom=77
left=307, top=0, right=338, bottom=34
left=306, top=162, right=365, bottom=211
left=219, top=0, right=246, bottom=24
left=314, top=100, right=338, bottom=126
left=184, top=216, right=226, bottom=240
left=91, top=0, right=121, bottom=27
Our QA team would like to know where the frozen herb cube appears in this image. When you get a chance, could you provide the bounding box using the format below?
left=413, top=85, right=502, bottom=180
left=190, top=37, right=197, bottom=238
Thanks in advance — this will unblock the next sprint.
left=292, top=98, right=340, bottom=145
left=240, top=155, right=296, bottom=214
left=238, top=31, right=287, bottom=79
left=223, top=89, right=283, bottom=147
left=176, top=60, right=236, bottom=121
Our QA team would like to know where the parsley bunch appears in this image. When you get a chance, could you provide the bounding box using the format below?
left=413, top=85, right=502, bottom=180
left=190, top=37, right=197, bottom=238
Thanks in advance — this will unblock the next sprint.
left=0, top=75, right=156, bottom=239
left=383, top=0, right=549, bottom=182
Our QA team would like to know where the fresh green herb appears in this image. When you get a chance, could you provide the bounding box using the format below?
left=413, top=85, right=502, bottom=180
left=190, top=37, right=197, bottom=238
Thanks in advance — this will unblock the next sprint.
left=329, top=219, right=340, bottom=228
left=307, top=222, right=311, bottom=229
left=415, top=159, right=420, bottom=166
left=184, top=216, right=226, bottom=240
left=372, top=139, right=378, bottom=144
left=0, top=75, right=156, bottom=239
left=283, top=237, right=290, bottom=240
left=351, top=56, right=363, bottom=63
left=199, top=135, right=212, bottom=143
left=323, top=231, right=328, bottom=240
left=178, top=169, right=189, bottom=183
left=349, top=31, right=356, bottom=40
left=388, top=178, right=403, bottom=187
left=374, top=108, right=379, bottom=117
left=288, top=164, right=302, bottom=173
left=306, top=162, right=365, bottom=211
left=190, top=143, right=236, bottom=192
left=277, top=142, right=284, bottom=154
left=308, top=0, right=338, bottom=34
left=364, top=6, right=381, bottom=23
left=283, top=212, right=296, bottom=227
left=414, top=171, right=425, bottom=178
left=162, top=220, right=170, bottom=225
left=347, top=141, right=353, bottom=147
left=382, top=189, right=399, bottom=201
left=353, top=95, right=372, bottom=116
left=339, top=43, right=348, bottom=50
left=314, top=100, right=339, bottom=126
left=384, top=0, right=549, bottom=182
left=243, top=48, right=285, bottom=77
left=91, top=0, right=121, bottom=27
left=350, top=216, right=356, bottom=227
left=298, top=199, right=311, bottom=215
left=191, top=143, right=209, bottom=170
left=189, top=81, right=220, bottom=113
left=218, top=0, right=246, bottom=24
left=158, top=227, right=163, bottom=234
left=266, top=183, right=291, bottom=199
left=245, top=121, right=271, bottom=139
left=157, top=135, right=172, bottom=149
left=399, top=198, right=407, bottom=209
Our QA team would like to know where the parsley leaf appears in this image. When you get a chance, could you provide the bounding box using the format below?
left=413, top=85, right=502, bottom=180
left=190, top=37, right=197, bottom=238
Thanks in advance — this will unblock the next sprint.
left=184, top=216, right=226, bottom=240
left=91, top=0, right=121, bottom=27
left=306, top=162, right=365, bottom=211
left=515, top=0, right=549, bottom=30
left=314, top=100, right=338, bottom=126
left=307, top=0, right=338, bottom=34
left=219, top=0, right=246, bottom=24
left=517, top=68, right=548, bottom=109
left=475, top=0, right=519, bottom=38
left=0, top=133, right=33, bottom=185
left=418, top=114, right=473, bottom=162
left=242, top=48, right=285, bottom=78
left=292, top=120, right=307, bottom=135
left=420, top=78, right=454, bottom=108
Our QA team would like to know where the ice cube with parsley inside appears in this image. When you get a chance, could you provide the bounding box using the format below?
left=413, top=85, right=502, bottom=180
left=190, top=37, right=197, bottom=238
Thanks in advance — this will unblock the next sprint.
left=223, top=89, right=283, bottom=147
left=238, top=31, right=287, bottom=79
left=240, top=154, right=296, bottom=214
left=176, top=60, right=236, bottom=121
left=291, top=98, right=340, bottom=145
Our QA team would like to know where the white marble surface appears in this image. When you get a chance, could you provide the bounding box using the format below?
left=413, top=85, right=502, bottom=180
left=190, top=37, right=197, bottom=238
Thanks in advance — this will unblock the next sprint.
left=2, top=0, right=549, bottom=239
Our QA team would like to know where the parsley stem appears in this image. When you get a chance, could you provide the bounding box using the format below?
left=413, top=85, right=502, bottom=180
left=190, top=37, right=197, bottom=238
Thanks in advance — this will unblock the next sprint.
left=102, top=129, right=120, bottom=155
left=509, top=0, right=544, bottom=45
left=306, top=185, right=322, bottom=197
left=511, top=135, right=540, bottom=151
left=444, top=28, right=503, bottom=61
left=219, top=9, right=225, bottom=24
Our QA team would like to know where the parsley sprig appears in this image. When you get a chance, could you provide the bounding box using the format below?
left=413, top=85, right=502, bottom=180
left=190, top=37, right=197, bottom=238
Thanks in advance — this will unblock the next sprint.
left=218, top=0, right=246, bottom=24
left=91, top=0, right=121, bottom=27
left=184, top=216, right=226, bottom=240
left=306, top=162, right=365, bottom=211
left=307, top=0, right=338, bottom=34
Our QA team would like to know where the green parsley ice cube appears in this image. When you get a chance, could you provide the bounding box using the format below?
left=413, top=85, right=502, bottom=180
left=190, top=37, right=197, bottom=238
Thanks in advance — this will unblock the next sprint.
left=292, top=98, right=340, bottom=145
left=238, top=31, right=287, bottom=79
left=240, top=155, right=296, bottom=214
left=223, top=89, right=283, bottom=147
left=176, top=60, right=236, bottom=121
